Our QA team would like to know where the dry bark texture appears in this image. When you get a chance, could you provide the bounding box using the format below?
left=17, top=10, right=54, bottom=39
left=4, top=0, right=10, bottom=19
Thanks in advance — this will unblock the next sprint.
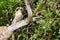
left=0, top=26, right=12, bottom=40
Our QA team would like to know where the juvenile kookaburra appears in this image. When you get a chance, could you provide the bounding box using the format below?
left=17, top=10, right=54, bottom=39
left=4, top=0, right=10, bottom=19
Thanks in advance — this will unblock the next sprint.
left=12, top=7, right=23, bottom=24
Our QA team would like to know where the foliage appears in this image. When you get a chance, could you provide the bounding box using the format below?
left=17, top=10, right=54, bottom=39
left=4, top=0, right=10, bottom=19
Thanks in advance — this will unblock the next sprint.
left=0, top=0, right=60, bottom=40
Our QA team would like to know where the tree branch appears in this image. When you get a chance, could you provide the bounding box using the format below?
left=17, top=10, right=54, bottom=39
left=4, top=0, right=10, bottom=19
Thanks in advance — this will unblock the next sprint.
left=32, top=16, right=43, bottom=21
left=8, top=0, right=33, bottom=32
left=0, top=0, right=33, bottom=40
left=24, top=0, right=33, bottom=19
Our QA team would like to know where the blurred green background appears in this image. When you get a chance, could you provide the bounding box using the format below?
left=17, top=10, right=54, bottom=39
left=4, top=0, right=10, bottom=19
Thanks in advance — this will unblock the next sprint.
left=0, top=0, right=60, bottom=40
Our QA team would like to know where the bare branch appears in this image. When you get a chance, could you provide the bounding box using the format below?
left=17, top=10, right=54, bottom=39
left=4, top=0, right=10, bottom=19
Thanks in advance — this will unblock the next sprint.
left=32, top=16, right=43, bottom=21
left=0, top=0, right=33, bottom=40
left=0, top=26, right=12, bottom=40
left=8, top=19, right=29, bottom=31
left=24, top=0, right=33, bottom=19
left=7, top=0, right=33, bottom=31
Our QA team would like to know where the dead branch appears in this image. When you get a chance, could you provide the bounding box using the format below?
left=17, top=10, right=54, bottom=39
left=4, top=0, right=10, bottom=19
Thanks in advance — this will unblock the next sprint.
left=0, top=0, right=33, bottom=40
left=32, top=16, right=43, bottom=21
left=24, top=0, right=33, bottom=19
left=0, top=26, right=12, bottom=40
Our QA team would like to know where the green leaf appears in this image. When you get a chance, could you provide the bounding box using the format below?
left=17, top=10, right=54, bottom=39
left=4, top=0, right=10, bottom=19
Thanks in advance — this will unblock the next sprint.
left=36, top=19, right=46, bottom=26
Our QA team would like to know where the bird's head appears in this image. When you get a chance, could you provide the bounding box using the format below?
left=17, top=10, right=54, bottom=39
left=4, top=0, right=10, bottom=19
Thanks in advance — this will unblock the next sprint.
left=16, top=7, right=23, bottom=11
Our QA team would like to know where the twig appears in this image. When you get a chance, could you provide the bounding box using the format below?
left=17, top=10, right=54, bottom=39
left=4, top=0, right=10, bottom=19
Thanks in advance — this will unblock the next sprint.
left=24, top=0, right=33, bottom=18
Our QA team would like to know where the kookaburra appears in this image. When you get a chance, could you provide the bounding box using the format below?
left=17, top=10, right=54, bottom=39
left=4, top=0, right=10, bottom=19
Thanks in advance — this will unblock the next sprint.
left=12, top=7, right=23, bottom=24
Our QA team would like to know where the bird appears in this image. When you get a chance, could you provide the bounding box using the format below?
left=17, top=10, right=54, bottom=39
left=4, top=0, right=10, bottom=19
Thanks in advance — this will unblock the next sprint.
left=11, top=7, right=23, bottom=24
